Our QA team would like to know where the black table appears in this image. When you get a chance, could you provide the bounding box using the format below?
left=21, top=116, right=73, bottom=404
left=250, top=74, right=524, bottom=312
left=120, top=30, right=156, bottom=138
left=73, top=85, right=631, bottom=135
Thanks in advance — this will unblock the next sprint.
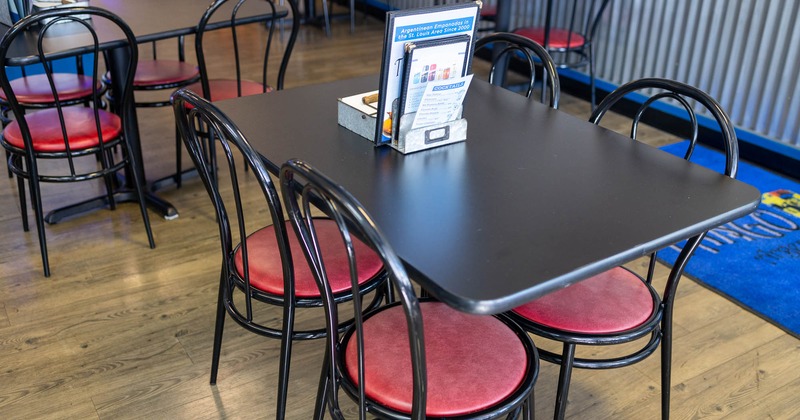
left=1, top=0, right=288, bottom=221
left=214, top=75, right=760, bottom=314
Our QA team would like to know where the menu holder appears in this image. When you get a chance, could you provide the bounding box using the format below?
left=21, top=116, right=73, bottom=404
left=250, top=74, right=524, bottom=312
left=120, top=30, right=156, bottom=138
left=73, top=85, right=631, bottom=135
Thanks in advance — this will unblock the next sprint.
left=374, top=1, right=481, bottom=145
left=391, top=34, right=471, bottom=154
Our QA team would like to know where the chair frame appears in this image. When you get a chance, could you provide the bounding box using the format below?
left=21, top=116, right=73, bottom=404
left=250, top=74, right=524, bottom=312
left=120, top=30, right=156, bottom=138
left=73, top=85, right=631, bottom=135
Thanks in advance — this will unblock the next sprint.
left=280, top=159, right=539, bottom=420
left=515, top=0, right=612, bottom=109
left=507, top=77, right=739, bottom=420
left=172, top=88, right=388, bottom=419
left=474, top=32, right=561, bottom=108
left=0, top=6, right=155, bottom=277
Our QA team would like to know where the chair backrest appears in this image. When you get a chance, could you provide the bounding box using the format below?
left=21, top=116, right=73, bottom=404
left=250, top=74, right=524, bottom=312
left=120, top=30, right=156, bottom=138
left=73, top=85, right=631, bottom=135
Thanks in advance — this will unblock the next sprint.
left=171, top=88, right=295, bottom=313
left=0, top=6, right=138, bottom=175
left=194, top=0, right=300, bottom=99
left=474, top=32, right=560, bottom=107
left=589, top=77, right=739, bottom=302
left=279, top=159, right=428, bottom=419
left=590, top=77, right=738, bottom=178
left=542, top=0, right=611, bottom=66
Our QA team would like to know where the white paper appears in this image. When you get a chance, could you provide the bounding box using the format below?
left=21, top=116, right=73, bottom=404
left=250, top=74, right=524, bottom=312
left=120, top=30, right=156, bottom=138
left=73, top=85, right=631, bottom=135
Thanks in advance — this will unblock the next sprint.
left=411, top=74, right=472, bottom=130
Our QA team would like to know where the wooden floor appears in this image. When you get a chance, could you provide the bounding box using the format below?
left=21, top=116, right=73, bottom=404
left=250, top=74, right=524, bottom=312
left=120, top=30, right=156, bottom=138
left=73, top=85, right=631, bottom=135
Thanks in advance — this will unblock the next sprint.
left=1, top=13, right=799, bottom=420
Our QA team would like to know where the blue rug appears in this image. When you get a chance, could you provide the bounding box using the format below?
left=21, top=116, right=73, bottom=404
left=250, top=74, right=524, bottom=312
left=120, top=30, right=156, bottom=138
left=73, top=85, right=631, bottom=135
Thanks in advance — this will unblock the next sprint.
left=659, top=141, right=800, bottom=338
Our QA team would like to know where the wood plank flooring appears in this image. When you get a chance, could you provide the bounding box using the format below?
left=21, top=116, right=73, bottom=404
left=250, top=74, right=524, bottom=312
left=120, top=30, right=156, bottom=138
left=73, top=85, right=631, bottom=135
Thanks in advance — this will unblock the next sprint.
left=1, top=13, right=798, bottom=419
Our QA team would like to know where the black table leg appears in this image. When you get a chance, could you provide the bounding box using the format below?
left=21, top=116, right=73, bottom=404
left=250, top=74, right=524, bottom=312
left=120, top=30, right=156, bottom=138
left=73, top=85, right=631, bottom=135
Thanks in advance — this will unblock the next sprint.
left=44, top=46, right=180, bottom=224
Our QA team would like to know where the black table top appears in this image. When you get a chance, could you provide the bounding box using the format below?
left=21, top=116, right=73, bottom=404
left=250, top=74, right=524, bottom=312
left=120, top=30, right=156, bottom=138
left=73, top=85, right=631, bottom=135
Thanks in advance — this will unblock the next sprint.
left=2, top=0, right=288, bottom=65
left=214, top=75, right=761, bottom=314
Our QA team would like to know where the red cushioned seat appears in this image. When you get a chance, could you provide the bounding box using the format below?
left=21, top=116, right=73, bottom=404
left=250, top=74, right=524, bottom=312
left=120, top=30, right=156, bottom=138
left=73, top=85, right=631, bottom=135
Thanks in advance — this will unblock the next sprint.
left=105, top=59, right=199, bottom=88
left=512, top=267, right=654, bottom=334
left=3, top=107, right=122, bottom=153
left=344, top=302, right=529, bottom=416
left=233, top=219, right=383, bottom=298
left=514, top=27, right=586, bottom=49
left=185, top=79, right=273, bottom=102
left=0, top=73, right=100, bottom=104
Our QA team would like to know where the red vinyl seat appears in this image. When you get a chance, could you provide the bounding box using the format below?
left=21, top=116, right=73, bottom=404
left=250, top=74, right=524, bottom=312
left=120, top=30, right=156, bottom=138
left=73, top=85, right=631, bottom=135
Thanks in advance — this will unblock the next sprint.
left=3, top=107, right=121, bottom=153
left=233, top=220, right=382, bottom=298
left=512, top=267, right=655, bottom=334
left=345, top=302, right=530, bottom=416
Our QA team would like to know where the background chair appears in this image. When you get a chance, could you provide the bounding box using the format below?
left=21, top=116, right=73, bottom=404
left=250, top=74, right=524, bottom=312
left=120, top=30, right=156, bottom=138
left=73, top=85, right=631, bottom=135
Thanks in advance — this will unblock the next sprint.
left=513, top=0, right=612, bottom=109
left=506, top=78, right=739, bottom=419
left=171, top=88, right=388, bottom=419
left=103, top=37, right=200, bottom=189
left=171, top=0, right=299, bottom=187
left=0, top=6, right=155, bottom=277
left=280, top=159, right=540, bottom=419
left=474, top=32, right=561, bottom=108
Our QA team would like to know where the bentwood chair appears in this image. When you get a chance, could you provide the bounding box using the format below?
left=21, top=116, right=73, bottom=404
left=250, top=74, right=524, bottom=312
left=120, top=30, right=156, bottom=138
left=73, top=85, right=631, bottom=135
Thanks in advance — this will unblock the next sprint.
left=0, top=6, right=156, bottom=277
left=280, top=159, right=540, bottom=420
left=513, top=0, right=612, bottom=109
left=474, top=32, right=561, bottom=108
left=174, top=0, right=299, bottom=186
left=103, top=37, right=200, bottom=189
left=171, top=88, right=388, bottom=419
left=507, top=78, right=739, bottom=419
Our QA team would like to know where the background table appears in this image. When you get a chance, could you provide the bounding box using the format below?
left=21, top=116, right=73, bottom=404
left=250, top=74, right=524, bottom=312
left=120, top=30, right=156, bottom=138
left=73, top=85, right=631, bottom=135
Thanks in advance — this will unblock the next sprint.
left=1, top=0, right=289, bottom=220
left=218, top=75, right=759, bottom=314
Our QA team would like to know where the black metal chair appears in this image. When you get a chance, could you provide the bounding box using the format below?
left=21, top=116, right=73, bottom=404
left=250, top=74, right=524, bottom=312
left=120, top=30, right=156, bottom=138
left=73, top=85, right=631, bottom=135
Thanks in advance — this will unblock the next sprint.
left=168, top=0, right=299, bottom=188
left=0, top=6, right=156, bottom=277
left=513, top=0, right=612, bottom=109
left=474, top=32, right=561, bottom=108
left=171, top=88, right=388, bottom=419
left=103, top=36, right=200, bottom=190
left=506, top=78, right=739, bottom=419
left=280, top=159, right=540, bottom=420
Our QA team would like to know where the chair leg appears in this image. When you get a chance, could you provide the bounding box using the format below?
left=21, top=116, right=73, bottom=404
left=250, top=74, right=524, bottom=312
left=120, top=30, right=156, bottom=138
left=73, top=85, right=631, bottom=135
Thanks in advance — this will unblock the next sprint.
left=175, top=125, right=183, bottom=188
left=313, top=350, right=331, bottom=420
left=124, top=141, right=156, bottom=249
left=661, top=320, right=674, bottom=419
left=589, top=45, right=597, bottom=111
left=321, top=0, right=331, bottom=38
left=5, top=150, right=11, bottom=178
left=553, top=343, right=576, bottom=420
left=16, top=171, right=28, bottom=232
left=28, top=174, right=50, bottom=277
left=210, top=269, right=227, bottom=385
left=276, top=294, right=296, bottom=419
left=349, top=0, right=355, bottom=33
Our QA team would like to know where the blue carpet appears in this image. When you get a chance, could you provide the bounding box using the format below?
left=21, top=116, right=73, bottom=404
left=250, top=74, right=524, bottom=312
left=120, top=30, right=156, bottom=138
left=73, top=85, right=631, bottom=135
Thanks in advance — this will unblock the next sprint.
left=659, top=141, right=800, bottom=338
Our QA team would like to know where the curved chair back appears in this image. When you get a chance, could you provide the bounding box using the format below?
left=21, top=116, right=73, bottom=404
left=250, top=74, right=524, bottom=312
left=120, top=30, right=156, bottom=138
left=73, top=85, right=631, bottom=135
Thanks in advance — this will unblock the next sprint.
left=194, top=0, right=300, bottom=99
left=0, top=7, right=138, bottom=174
left=474, top=32, right=561, bottom=107
left=280, top=159, right=428, bottom=418
left=0, top=6, right=153, bottom=276
left=591, top=77, right=738, bottom=178
left=172, top=88, right=294, bottom=318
